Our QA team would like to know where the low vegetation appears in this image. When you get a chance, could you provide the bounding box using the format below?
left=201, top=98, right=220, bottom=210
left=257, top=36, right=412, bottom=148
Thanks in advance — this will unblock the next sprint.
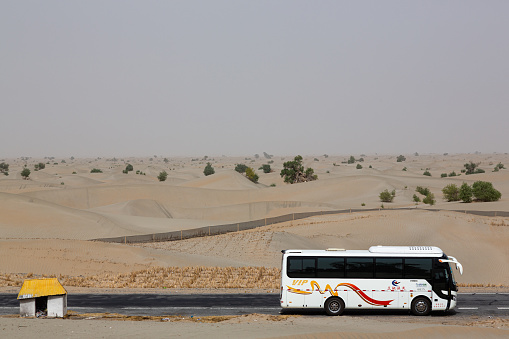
left=203, top=162, right=215, bottom=176
left=416, top=186, right=431, bottom=196
left=0, top=267, right=281, bottom=289
left=442, top=184, right=460, bottom=202
left=397, top=155, right=406, bottom=162
left=0, top=162, right=9, bottom=176
left=423, top=193, right=435, bottom=205
left=379, top=189, right=394, bottom=202
left=90, top=168, right=103, bottom=173
left=245, top=167, right=259, bottom=183
left=157, top=171, right=168, bottom=182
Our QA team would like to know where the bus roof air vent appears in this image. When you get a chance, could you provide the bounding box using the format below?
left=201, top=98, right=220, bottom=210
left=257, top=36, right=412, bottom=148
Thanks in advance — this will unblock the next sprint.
left=326, top=248, right=346, bottom=251
left=369, top=246, right=443, bottom=254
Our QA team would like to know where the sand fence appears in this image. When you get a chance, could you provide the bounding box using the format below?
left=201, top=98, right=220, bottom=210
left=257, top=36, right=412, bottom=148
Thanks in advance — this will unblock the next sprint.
left=93, top=208, right=509, bottom=244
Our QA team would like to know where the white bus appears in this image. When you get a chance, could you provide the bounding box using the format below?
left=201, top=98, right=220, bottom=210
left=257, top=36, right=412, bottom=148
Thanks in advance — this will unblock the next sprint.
left=280, top=246, right=463, bottom=316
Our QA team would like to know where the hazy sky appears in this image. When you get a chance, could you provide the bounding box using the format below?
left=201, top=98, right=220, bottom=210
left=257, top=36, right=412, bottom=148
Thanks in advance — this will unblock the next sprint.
left=1, top=1, right=508, bottom=157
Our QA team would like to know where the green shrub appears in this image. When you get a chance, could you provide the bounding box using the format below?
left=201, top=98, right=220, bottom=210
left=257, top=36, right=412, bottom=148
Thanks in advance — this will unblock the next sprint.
left=459, top=182, right=473, bottom=203
left=72, top=171, right=77, bottom=174
left=391, top=189, right=396, bottom=197
left=245, top=167, right=259, bottom=183
left=442, top=184, right=460, bottom=202
left=122, top=169, right=128, bottom=174
left=204, top=162, right=215, bottom=176
left=423, top=170, right=431, bottom=176
left=379, top=189, right=394, bottom=202
left=441, top=173, right=447, bottom=178
left=126, top=164, right=134, bottom=172
left=235, top=164, right=247, bottom=173
left=423, top=193, right=435, bottom=205
left=472, top=181, right=502, bottom=202
left=356, top=164, right=362, bottom=169
left=397, top=155, right=406, bottom=162
left=347, top=156, right=355, bottom=164
left=448, top=171, right=457, bottom=177
left=402, top=167, right=407, bottom=171
left=158, top=171, right=168, bottom=182
left=474, top=168, right=485, bottom=174
left=361, top=203, right=365, bottom=206
left=270, top=183, right=276, bottom=187
left=261, top=164, right=272, bottom=173
left=90, top=168, right=103, bottom=173
left=413, top=194, right=421, bottom=202
left=416, top=186, right=431, bottom=196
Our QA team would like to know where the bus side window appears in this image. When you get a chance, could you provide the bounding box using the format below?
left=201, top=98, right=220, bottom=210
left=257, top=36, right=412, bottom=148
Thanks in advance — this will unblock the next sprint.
left=346, top=257, right=374, bottom=278
left=288, top=257, right=316, bottom=278
left=375, top=258, right=403, bottom=279
left=404, top=258, right=432, bottom=279
left=317, top=257, right=345, bottom=278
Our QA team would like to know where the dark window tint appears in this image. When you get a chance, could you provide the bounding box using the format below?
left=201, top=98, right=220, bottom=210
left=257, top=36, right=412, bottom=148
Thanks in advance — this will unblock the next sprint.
left=404, top=258, right=432, bottom=279
left=375, top=258, right=403, bottom=279
left=317, top=257, right=345, bottom=278
left=346, top=257, right=374, bottom=278
left=287, top=257, right=316, bottom=278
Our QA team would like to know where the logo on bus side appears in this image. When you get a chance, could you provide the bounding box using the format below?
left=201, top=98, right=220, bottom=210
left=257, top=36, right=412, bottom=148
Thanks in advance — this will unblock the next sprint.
left=287, top=281, right=393, bottom=306
left=392, top=280, right=400, bottom=286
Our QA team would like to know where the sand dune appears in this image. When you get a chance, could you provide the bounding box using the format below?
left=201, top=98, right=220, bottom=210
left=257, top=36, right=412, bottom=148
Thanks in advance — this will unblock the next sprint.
left=0, top=153, right=508, bottom=287
left=179, top=170, right=262, bottom=190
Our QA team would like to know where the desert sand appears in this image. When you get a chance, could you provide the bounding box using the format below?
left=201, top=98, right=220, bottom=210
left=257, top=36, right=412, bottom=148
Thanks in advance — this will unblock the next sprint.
left=1, top=153, right=509, bottom=336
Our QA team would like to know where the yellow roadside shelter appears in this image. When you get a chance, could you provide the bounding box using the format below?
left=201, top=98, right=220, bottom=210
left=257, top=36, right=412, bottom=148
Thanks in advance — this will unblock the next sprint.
left=18, top=278, right=67, bottom=317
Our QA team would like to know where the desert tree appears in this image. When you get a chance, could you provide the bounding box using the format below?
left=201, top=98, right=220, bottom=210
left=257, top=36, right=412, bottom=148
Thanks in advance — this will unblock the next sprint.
left=464, top=161, right=479, bottom=175
left=235, top=164, right=247, bottom=173
left=397, top=155, right=406, bottom=162
left=260, top=164, right=272, bottom=173
left=203, top=162, right=215, bottom=176
left=280, top=155, right=317, bottom=184
left=21, top=168, right=31, bottom=180
left=125, top=164, right=134, bottom=172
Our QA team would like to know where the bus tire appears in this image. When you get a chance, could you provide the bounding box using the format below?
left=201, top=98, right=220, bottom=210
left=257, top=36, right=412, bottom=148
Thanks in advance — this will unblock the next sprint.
left=411, top=297, right=431, bottom=316
left=324, top=297, right=345, bottom=316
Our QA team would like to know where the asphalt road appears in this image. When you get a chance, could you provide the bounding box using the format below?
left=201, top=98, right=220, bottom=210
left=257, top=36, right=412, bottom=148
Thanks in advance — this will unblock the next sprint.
left=1, top=293, right=509, bottom=317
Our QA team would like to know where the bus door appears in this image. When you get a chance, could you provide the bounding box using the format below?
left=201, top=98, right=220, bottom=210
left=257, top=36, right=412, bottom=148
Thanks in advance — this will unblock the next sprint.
left=285, top=257, right=315, bottom=308
left=432, top=267, right=451, bottom=310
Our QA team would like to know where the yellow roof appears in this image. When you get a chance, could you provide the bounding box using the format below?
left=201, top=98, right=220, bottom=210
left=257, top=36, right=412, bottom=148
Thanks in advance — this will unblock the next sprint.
left=17, top=278, right=67, bottom=299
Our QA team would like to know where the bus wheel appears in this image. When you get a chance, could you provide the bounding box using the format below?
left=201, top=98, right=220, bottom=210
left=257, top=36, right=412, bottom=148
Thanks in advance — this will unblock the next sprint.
left=325, top=297, right=345, bottom=316
left=411, top=297, right=431, bottom=316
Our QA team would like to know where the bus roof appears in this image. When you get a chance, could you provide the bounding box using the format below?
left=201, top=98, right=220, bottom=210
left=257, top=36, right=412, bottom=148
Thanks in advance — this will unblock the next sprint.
left=282, top=246, right=444, bottom=257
